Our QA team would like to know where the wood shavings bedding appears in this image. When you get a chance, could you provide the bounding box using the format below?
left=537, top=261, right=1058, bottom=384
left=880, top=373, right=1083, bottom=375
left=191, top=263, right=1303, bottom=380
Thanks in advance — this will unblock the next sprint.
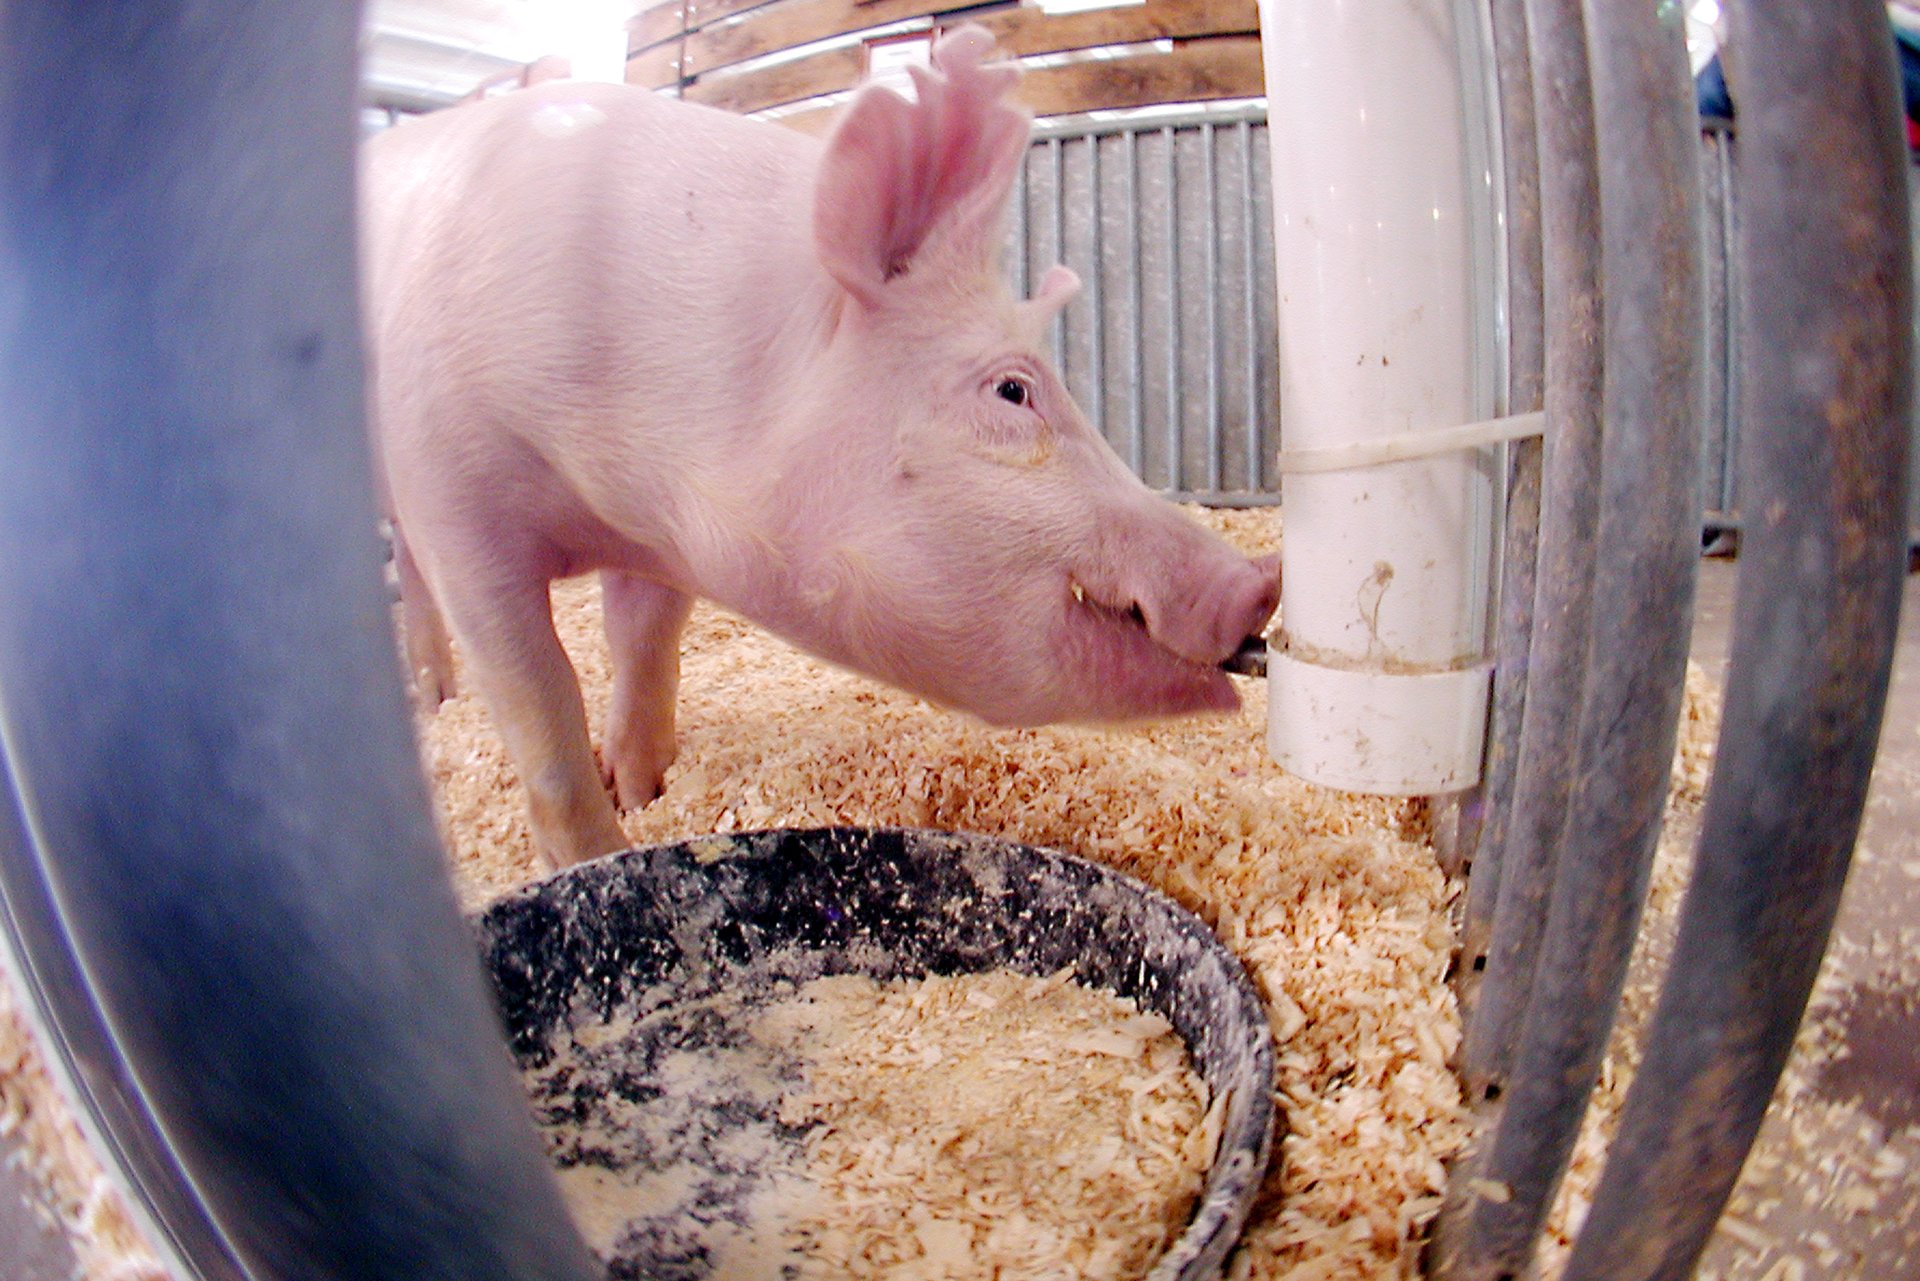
left=774, top=968, right=1217, bottom=1281
left=523, top=964, right=1217, bottom=1281
left=0, top=1004, right=167, bottom=1281
left=0, top=505, right=1735, bottom=1281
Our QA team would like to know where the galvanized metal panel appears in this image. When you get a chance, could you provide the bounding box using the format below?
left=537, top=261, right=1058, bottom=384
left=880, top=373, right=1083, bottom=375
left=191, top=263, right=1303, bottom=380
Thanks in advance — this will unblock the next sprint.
left=1012, top=108, right=1279, bottom=503
left=1013, top=112, right=1915, bottom=544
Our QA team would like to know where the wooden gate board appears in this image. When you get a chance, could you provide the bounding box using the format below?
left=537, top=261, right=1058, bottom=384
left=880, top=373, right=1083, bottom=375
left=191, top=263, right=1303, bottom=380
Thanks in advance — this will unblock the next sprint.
left=624, top=0, right=1264, bottom=124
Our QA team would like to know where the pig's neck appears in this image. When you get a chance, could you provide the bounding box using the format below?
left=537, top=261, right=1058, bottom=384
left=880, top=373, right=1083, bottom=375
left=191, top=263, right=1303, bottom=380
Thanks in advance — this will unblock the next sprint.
left=604, top=254, right=859, bottom=628
left=674, top=288, right=905, bottom=667
left=546, top=132, right=878, bottom=658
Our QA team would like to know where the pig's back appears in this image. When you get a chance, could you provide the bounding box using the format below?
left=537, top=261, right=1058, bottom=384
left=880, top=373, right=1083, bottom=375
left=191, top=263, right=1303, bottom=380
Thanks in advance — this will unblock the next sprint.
left=363, top=81, right=822, bottom=351
left=361, top=82, right=828, bottom=509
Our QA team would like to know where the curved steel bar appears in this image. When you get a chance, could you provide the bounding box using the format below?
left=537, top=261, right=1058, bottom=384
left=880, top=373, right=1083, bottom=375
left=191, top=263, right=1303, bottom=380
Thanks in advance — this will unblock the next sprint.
left=1434, top=1, right=1706, bottom=1275
left=1453, top=0, right=1604, bottom=1094
left=1564, top=7, right=1914, bottom=1277
left=0, top=8, right=601, bottom=1280
left=0, top=774, right=249, bottom=1279
left=1451, top=0, right=1543, bottom=942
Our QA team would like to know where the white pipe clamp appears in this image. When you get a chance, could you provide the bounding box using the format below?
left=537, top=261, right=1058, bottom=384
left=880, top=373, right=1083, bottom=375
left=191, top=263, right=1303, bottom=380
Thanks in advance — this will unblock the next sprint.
left=1267, top=649, right=1494, bottom=796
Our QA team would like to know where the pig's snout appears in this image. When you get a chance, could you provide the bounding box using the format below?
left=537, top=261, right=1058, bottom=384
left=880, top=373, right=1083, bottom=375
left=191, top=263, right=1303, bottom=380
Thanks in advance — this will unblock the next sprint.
left=1138, top=554, right=1279, bottom=667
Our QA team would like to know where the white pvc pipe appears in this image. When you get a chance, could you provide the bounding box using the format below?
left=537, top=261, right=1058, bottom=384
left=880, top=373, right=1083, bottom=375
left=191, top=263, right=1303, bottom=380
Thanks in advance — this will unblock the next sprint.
left=1258, top=0, right=1501, bottom=795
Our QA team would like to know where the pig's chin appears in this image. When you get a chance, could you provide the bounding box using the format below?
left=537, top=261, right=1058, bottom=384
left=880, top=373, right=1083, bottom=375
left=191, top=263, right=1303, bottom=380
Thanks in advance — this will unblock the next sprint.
left=1038, top=589, right=1243, bottom=722
left=870, top=589, right=1241, bottom=726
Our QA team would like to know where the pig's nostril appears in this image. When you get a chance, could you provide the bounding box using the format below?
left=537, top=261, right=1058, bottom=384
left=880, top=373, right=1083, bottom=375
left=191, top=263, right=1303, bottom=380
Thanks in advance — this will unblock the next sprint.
left=1126, top=603, right=1147, bottom=628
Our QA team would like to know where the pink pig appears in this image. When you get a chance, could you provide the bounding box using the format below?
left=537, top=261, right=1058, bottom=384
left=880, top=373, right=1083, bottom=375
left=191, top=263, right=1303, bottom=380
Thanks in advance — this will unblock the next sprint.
left=361, top=27, right=1279, bottom=869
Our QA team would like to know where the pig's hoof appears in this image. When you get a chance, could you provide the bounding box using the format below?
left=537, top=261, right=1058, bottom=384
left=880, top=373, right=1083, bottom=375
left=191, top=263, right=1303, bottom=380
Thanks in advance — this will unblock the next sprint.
left=415, top=668, right=457, bottom=708
left=599, top=746, right=673, bottom=811
left=612, top=775, right=666, bottom=812
left=526, top=778, right=631, bottom=869
left=536, top=827, right=629, bottom=871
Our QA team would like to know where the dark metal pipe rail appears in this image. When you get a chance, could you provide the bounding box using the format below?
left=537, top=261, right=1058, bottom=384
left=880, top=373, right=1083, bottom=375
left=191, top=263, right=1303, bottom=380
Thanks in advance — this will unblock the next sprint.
left=1453, top=0, right=1607, bottom=1096
left=0, top=7, right=601, bottom=1280
left=1012, top=111, right=1276, bottom=502
left=0, top=788, right=246, bottom=1277
left=1434, top=0, right=1706, bottom=1276
left=1562, top=4, right=1913, bottom=1277
left=1450, top=0, right=1545, bottom=941
left=1446, top=0, right=1545, bottom=892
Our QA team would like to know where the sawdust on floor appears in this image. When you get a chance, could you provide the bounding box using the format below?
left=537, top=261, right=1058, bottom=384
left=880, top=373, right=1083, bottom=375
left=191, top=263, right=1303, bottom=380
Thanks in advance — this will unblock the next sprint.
left=0, top=506, right=1748, bottom=1281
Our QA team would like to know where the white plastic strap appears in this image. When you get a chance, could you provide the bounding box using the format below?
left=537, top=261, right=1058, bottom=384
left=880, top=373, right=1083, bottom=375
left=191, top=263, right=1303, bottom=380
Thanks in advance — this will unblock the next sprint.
left=1273, top=409, right=1546, bottom=474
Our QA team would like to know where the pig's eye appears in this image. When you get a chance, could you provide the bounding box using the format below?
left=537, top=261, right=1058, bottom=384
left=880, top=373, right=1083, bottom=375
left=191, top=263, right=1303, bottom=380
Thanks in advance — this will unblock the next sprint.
left=995, top=377, right=1032, bottom=407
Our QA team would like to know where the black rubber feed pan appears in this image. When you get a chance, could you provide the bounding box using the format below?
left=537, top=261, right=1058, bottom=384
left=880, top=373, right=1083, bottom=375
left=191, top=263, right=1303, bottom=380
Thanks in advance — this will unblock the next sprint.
left=474, top=826, right=1278, bottom=1281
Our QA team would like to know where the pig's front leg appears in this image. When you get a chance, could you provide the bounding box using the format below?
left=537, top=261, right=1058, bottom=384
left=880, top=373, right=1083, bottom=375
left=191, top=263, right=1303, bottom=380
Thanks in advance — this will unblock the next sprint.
left=392, top=523, right=457, bottom=706
left=443, top=572, right=629, bottom=868
left=599, top=570, right=693, bottom=810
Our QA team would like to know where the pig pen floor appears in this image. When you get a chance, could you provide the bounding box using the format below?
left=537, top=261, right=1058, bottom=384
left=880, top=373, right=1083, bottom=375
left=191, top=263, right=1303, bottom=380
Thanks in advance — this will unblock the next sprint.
left=2, top=544, right=1916, bottom=1281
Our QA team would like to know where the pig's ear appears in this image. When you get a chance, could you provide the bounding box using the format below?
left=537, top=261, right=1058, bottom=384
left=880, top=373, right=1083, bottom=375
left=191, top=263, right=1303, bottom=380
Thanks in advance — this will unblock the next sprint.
left=814, top=25, right=1029, bottom=305
left=1026, top=264, right=1081, bottom=320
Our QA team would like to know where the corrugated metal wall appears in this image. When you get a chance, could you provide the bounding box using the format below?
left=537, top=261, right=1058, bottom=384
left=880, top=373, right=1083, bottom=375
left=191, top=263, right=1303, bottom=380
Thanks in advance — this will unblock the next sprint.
left=1010, top=106, right=1278, bottom=506
left=1015, top=111, right=1920, bottom=546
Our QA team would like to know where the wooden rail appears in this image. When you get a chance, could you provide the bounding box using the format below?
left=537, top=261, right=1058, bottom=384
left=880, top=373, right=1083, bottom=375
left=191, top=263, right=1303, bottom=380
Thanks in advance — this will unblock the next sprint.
left=624, top=0, right=1264, bottom=124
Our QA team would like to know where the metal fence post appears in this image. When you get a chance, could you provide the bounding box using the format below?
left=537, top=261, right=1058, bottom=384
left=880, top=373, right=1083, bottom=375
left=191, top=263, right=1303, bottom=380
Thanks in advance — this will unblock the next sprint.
left=1450, top=0, right=1546, bottom=966
left=1563, top=5, right=1913, bottom=1275
left=1433, top=0, right=1705, bottom=1273
left=1454, top=0, right=1606, bottom=1098
left=0, top=7, right=602, bottom=1279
